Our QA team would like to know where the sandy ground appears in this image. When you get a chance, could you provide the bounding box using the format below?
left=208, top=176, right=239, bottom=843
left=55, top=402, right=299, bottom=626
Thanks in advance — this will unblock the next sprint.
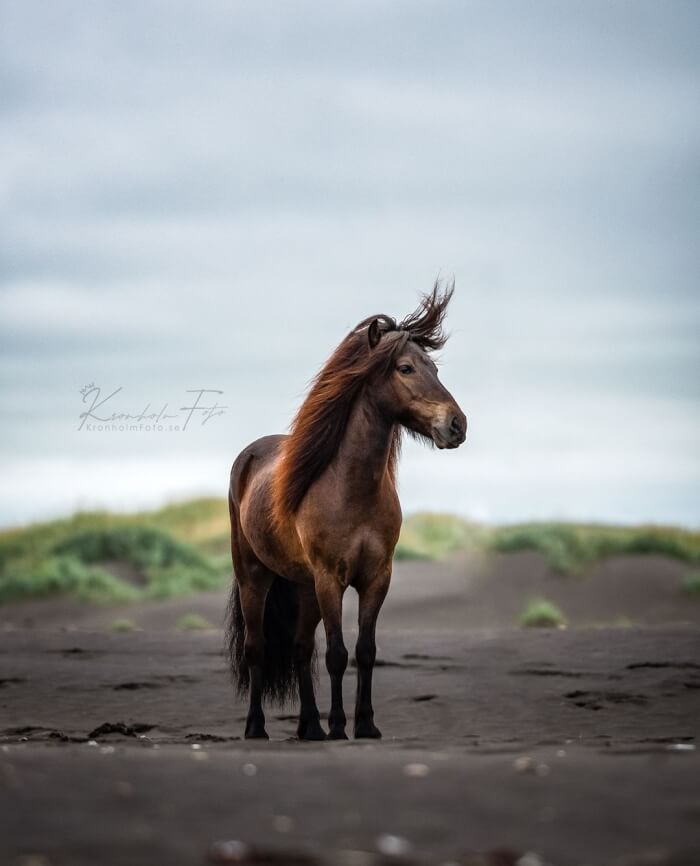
left=1, top=554, right=699, bottom=866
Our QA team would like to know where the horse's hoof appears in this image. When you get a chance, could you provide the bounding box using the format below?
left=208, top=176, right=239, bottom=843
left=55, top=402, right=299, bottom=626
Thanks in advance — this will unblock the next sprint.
left=327, top=728, right=349, bottom=740
left=298, top=720, right=327, bottom=741
left=244, top=726, right=269, bottom=740
left=354, top=721, right=382, bottom=739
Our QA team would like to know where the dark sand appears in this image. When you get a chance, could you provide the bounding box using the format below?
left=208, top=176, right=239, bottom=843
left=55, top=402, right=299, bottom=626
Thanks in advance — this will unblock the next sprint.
left=1, top=554, right=699, bottom=866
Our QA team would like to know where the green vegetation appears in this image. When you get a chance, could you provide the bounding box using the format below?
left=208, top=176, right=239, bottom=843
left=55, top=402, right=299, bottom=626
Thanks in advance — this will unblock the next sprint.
left=489, top=522, right=700, bottom=575
left=1, top=498, right=699, bottom=604
left=53, top=524, right=205, bottom=570
left=176, top=613, right=213, bottom=630
left=519, top=597, right=567, bottom=628
left=395, top=514, right=700, bottom=575
left=681, top=572, right=700, bottom=597
left=112, top=618, right=139, bottom=632
left=0, top=499, right=231, bottom=604
left=144, top=497, right=230, bottom=556
left=395, top=513, right=487, bottom=560
left=0, top=555, right=140, bottom=604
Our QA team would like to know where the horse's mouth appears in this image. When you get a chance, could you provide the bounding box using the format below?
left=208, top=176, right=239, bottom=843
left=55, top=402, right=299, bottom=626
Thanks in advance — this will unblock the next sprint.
left=431, top=428, right=463, bottom=450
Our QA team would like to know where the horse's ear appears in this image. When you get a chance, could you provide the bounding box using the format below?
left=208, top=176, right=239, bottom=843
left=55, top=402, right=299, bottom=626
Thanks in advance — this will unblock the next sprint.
left=368, top=318, right=381, bottom=349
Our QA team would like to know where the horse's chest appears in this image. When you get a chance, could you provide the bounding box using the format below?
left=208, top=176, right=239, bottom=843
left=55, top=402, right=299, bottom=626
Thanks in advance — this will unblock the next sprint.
left=300, top=508, right=400, bottom=587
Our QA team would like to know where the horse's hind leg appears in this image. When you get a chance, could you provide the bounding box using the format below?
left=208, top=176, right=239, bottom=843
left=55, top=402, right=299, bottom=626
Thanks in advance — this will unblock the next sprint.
left=294, top=586, right=325, bottom=741
left=238, top=566, right=274, bottom=739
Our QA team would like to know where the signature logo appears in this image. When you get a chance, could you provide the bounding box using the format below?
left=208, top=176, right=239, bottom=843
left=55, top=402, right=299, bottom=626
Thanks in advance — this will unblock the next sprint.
left=78, top=384, right=227, bottom=432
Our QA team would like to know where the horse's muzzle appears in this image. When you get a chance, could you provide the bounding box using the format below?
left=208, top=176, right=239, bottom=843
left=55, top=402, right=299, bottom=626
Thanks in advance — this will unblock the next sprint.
left=432, top=409, right=467, bottom=449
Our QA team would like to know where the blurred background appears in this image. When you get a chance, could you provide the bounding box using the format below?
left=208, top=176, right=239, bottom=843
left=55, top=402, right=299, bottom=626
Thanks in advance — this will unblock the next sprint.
left=1, top=0, right=699, bottom=529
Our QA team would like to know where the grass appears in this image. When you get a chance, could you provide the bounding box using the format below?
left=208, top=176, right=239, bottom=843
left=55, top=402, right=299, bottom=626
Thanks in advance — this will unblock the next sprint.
left=395, top=514, right=700, bottom=575
left=176, top=613, right=213, bottom=630
left=1, top=498, right=699, bottom=604
left=0, top=500, right=231, bottom=605
left=394, top=513, right=487, bottom=560
left=145, top=498, right=230, bottom=556
left=112, top=618, right=139, bottom=632
left=681, top=572, right=700, bottom=597
left=488, top=522, right=700, bottom=575
left=519, top=597, right=567, bottom=628
left=0, top=556, right=140, bottom=604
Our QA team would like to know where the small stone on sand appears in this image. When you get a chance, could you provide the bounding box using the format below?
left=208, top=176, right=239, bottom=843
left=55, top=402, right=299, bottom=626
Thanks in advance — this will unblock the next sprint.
left=516, top=854, right=545, bottom=866
left=403, top=762, right=430, bottom=777
left=207, top=839, right=250, bottom=863
left=376, top=833, right=412, bottom=857
left=273, top=814, right=294, bottom=832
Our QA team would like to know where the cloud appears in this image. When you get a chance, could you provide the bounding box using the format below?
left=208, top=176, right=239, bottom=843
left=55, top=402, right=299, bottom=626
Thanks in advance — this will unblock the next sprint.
left=0, top=0, right=698, bottom=525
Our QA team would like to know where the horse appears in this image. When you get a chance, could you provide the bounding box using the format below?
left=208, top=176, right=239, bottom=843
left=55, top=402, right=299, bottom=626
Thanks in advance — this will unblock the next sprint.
left=226, top=282, right=467, bottom=740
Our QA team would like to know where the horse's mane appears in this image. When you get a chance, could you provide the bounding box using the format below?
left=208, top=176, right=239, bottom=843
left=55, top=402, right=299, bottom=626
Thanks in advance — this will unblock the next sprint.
left=273, top=280, right=454, bottom=518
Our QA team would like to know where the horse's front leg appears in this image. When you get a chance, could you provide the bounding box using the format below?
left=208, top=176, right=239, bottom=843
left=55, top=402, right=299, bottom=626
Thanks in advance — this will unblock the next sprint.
left=354, top=576, right=390, bottom=739
left=316, top=578, right=348, bottom=740
left=294, top=585, right=325, bottom=741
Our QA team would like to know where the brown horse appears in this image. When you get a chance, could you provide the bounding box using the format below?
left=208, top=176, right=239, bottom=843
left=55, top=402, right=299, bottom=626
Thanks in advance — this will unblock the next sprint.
left=226, top=282, right=467, bottom=740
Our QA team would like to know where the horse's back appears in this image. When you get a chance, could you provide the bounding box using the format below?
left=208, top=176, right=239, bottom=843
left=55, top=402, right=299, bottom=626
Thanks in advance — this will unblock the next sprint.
left=230, top=434, right=287, bottom=506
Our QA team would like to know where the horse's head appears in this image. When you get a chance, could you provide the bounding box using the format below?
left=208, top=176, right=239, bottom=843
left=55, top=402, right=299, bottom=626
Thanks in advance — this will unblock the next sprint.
left=372, top=337, right=466, bottom=449
left=366, top=283, right=467, bottom=450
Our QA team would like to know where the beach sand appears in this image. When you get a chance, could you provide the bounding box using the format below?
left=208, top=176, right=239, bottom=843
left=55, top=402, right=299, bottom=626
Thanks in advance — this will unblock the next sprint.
left=1, top=553, right=699, bottom=865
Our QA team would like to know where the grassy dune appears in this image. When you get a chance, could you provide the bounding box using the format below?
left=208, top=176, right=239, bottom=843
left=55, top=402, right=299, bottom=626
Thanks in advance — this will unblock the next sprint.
left=397, top=514, right=700, bottom=574
left=1, top=499, right=699, bottom=604
left=0, top=502, right=230, bottom=604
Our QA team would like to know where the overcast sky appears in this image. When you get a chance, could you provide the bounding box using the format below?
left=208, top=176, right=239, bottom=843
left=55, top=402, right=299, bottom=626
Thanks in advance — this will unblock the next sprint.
left=1, top=1, right=699, bottom=527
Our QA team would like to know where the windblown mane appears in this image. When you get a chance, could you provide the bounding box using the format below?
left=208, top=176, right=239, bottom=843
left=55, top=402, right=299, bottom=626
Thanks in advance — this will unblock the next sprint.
left=274, top=280, right=454, bottom=518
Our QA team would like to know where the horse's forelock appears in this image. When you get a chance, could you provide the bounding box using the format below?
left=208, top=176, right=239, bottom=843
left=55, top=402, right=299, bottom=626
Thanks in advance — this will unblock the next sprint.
left=397, top=279, right=454, bottom=351
left=357, top=280, right=454, bottom=353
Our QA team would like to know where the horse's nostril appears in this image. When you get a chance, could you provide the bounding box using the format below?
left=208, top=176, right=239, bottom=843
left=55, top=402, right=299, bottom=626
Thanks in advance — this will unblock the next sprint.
left=450, top=415, right=462, bottom=434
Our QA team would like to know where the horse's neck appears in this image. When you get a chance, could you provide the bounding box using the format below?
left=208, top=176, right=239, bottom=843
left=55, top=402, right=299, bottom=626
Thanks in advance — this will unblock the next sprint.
left=331, top=393, right=395, bottom=501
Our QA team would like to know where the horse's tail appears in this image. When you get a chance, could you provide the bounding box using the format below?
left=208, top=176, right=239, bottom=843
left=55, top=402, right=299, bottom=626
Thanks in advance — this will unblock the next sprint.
left=225, top=578, right=248, bottom=697
left=226, top=446, right=302, bottom=707
left=225, top=575, right=300, bottom=707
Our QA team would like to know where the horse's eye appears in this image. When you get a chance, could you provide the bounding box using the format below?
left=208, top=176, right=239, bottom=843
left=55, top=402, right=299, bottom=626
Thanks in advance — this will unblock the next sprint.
left=397, top=364, right=415, bottom=375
